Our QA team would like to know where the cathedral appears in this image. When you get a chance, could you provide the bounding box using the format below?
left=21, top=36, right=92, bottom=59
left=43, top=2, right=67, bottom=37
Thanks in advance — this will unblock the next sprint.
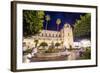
left=23, top=23, right=74, bottom=50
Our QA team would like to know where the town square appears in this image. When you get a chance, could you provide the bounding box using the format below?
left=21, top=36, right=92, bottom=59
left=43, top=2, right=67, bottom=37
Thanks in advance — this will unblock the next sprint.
left=22, top=10, right=91, bottom=63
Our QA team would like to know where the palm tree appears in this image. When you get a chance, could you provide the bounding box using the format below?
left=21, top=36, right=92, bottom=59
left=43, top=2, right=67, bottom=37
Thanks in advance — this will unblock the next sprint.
left=56, top=18, right=61, bottom=31
left=56, top=18, right=61, bottom=42
left=45, top=15, right=50, bottom=30
left=44, top=15, right=50, bottom=42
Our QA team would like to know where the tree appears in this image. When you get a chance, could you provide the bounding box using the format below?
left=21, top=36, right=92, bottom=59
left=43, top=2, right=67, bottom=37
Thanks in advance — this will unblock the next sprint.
left=56, top=18, right=61, bottom=31
left=55, top=42, right=61, bottom=49
left=51, top=41, right=55, bottom=49
left=44, top=15, right=50, bottom=41
left=56, top=18, right=61, bottom=42
left=34, top=40, right=39, bottom=47
left=23, top=10, right=44, bottom=37
left=39, top=42, right=48, bottom=49
left=73, top=13, right=91, bottom=38
left=45, top=15, right=50, bottom=30
left=61, top=41, right=64, bottom=48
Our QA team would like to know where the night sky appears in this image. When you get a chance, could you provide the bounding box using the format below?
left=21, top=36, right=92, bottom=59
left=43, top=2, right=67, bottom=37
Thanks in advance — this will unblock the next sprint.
left=43, top=11, right=86, bottom=31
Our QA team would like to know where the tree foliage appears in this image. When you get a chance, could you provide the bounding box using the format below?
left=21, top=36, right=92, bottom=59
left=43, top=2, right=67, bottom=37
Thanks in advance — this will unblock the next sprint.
left=56, top=18, right=61, bottom=31
left=56, top=18, right=61, bottom=25
left=45, top=14, right=50, bottom=21
left=23, top=10, right=44, bottom=37
left=55, top=42, right=61, bottom=49
left=39, top=42, right=48, bottom=48
left=34, top=40, right=39, bottom=47
left=73, top=13, right=91, bottom=38
left=45, top=15, right=50, bottom=30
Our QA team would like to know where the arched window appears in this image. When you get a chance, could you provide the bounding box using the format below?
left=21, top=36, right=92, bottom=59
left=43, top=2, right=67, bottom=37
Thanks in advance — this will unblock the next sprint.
left=56, top=34, right=58, bottom=37
left=52, top=34, right=54, bottom=37
left=67, top=25, right=70, bottom=28
left=68, top=33, right=70, bottom=36
left=49, top=33, right=51, bottom=37
left=41, top=33, right=43, bottom=36
left=45, top=33, right=47, bottom=37
left=59, top=34, right=61, bottom=37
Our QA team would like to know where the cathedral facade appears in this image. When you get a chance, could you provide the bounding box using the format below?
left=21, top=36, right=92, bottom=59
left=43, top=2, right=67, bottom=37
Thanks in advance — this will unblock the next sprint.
left=23, top=23, right=74, bottom=49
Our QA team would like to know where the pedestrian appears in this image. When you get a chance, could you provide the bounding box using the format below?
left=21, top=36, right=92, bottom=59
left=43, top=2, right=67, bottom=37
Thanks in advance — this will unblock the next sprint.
left=79, top=47, right=84, bottom=57
left=23, top=53, right=31, bottom=63
left=31, top=47, right=38, bottom=57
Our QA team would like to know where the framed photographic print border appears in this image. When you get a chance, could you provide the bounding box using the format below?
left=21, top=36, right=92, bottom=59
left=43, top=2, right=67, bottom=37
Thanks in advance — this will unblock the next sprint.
left=11, top=1, right=98, bottom=72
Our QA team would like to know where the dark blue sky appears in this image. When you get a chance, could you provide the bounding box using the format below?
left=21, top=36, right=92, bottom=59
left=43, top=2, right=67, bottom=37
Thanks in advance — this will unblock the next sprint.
left=43, top=11, right=86, bottom=31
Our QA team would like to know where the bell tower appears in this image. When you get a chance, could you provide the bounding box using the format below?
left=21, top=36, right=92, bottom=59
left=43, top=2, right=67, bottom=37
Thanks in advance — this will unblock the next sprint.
left=63, top=23, right=73, bottom=49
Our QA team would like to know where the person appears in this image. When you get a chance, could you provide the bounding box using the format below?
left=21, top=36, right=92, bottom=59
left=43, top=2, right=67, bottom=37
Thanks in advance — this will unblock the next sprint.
left=61, top=46, right=70, bottom=56
left=23, top=53, right=31, bottom=63
left=31, top=47, right=38, bottom=57
left=79, top=47, right=84, bottom=57
left=22, top=42, right=27, bottom=51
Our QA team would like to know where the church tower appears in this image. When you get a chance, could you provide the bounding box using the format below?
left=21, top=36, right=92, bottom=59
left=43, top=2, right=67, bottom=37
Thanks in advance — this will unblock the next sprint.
left=63, top=23, right=73, bottom=49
